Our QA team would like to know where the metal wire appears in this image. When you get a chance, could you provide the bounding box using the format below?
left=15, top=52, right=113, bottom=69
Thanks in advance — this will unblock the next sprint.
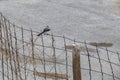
left=0, top=12, right=120, bottom=80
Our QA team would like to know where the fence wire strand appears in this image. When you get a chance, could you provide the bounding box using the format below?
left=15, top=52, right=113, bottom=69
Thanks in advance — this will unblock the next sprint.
left=0, top=12, right=120, bottom=80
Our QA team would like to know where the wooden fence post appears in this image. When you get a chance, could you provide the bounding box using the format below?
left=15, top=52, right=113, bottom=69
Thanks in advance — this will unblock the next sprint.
left=72, top=45, right=81, bottom=80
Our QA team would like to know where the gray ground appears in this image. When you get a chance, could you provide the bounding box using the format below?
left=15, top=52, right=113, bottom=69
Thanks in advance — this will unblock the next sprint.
left=0, top=0, right=120, bottom=51
left=1, top=0, right=120, bottom=80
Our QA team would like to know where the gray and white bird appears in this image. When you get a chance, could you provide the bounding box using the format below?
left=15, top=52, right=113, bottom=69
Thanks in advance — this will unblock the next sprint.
left=37, top=26, right=50, bottom=36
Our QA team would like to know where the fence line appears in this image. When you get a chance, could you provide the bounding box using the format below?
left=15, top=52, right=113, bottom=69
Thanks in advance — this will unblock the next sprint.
left=1, top=13, right=119, bottom=54
left=0, top=12, right=120, bottom=80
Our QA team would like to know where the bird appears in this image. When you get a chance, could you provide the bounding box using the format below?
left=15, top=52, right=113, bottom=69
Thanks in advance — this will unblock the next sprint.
left=37, top=26, right=50, bottom=36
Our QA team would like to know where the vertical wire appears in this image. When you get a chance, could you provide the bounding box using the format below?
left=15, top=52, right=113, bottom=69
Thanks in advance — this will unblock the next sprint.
left=21, top=27, right=27, bottom=80
left=63, top=36, right=68, bottom=80
left=95, top=45, right=103, bottom=80
left=4, top=17, right=10, bottom=80
left=0, top=13, right=5, bottom=80
left=51, top=34, right=57, bottom=80
left=11, top=24, right=18, bottom=80
left=84, top=41, right=92, bottom=80
left=31, top=30, right=36, bottom=80
left=106, top=48, right=115, bottom=80
left=7, top=20, right=14, bottom=80
left=116, top=52, right=120, bottom=65
left=14, top=25, right=22, bottom=80
left=41, top=35, right=46, bottom=80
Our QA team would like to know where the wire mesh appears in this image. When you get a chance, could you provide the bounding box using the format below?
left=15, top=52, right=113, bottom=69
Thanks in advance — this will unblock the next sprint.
left=0, top=12, right=120, bottom=80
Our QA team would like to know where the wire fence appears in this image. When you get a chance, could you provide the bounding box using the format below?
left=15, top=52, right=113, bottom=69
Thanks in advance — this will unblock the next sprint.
left=0, top=12, right=120, bottom=80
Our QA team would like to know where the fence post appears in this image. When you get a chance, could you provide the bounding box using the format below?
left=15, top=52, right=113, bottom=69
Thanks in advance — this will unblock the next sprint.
left=72, top=45, right=81, bottom=80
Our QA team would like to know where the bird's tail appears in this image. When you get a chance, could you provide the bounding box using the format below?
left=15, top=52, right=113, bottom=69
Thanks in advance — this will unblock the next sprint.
left=37, top=31, right=44, bottom=36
